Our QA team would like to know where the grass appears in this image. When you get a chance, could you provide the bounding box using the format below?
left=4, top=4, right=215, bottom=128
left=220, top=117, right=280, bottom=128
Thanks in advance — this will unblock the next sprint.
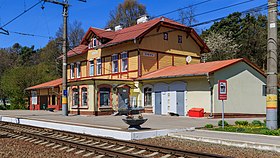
left=204, top=120, right=280, bottom=136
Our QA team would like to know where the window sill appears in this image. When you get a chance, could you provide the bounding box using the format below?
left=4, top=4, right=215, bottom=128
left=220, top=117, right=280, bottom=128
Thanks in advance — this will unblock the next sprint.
left=99, top=106, right=112, bottom=109
left=72, top=106, right=89, bottom=109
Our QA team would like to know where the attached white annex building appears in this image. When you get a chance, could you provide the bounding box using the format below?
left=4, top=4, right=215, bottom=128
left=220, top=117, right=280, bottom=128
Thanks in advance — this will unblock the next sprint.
left=138, top=58, right=266, bottom=117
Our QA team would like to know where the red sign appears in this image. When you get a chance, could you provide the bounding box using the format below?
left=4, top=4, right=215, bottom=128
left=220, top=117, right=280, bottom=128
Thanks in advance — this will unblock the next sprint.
left=218, top=80, right=227, bottom=100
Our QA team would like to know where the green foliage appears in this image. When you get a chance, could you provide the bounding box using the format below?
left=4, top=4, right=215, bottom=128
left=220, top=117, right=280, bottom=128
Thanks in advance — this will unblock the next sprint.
left=218, top=120, right=229, bottom=126
left=235, top=120, right=249, bottom=126
left=251, top=120, right=263, bottom=126
left=205, top=124, right=214, bottom=128
left=201, top=12, right=271, bottom=70
left=107, top=0, right=147, bottom=28
left=236, top=127, right=245, bottom=132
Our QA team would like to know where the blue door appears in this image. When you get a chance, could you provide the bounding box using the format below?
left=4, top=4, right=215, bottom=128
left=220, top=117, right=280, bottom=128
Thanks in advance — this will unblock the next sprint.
left=155, top=92, right=162, bottom=115
left=176, top=91, right=185, bottom=116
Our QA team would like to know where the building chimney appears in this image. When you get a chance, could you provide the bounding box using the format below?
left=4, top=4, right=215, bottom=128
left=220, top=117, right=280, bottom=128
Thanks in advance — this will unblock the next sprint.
left=137, top=15, right=149, bottom=24
left=114, top=25, right=123, bottom=31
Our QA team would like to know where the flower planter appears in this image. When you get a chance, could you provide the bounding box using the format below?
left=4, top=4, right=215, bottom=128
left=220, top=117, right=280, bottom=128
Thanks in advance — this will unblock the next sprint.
left=122, top=118, right=148, bottom=130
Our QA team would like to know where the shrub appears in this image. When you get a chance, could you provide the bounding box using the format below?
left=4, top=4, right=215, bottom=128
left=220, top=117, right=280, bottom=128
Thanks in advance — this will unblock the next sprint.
left=251, top=120, right=263, bottom=126
left=264, top=130, right=280, bottom=136
left=236, top=127, right=245, bottom=132
left=218, top=120, right=229, bottom=126
left=205, top=124, right=213, bottom=128
left=235, top=121, right=249, bottom=126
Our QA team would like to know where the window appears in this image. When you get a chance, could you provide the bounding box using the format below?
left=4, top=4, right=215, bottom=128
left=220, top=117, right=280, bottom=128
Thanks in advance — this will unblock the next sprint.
left=97, top=58, right=102, bottom=75
left=93, top=38, right=97, bottom=47
left=163, top=32, right=168, bottom=40
left=88, top=38, right=97, bottom=49
left=81, top=87, right=87, bottom=107
left=72, top=88, right=79, bottom=106
left=51, top=95, right=56, bottom=105
left=178, top=35, right=182, bottom=43
left=99, top=87, right=110, bottom=107
left=121, top=52, right=128, bottom=72
left=144, top=87, right=152, bottom=107
left=112, top=54, right=118, bottom=73
left=76, top=62, right=81, bottom=78
left=89, top=60, right=94, bottom=76
left=70, top=64, right=75, bottom=79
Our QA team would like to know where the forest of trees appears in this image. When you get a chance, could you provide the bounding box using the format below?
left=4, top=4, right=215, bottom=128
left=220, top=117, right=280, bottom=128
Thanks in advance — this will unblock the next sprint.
left=0, top=0, right=279, bottom=110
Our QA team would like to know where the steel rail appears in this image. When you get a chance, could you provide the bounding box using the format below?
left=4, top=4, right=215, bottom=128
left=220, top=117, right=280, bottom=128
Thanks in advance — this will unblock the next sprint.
left=0, top=121, right=230, bottom=158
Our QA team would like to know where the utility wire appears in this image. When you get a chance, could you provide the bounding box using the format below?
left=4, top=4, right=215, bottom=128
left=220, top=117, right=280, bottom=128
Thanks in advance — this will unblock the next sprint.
left=0, top=0, right=43, bottom=29
left=9, top=30, right=53, bottom=39
left=94, top=0, right=259, bottom=38
left=152, top=0, right=214, bottom=18
left=190, top=3, right=277, bottom=27
left=173, top=0, right=257, bottom=23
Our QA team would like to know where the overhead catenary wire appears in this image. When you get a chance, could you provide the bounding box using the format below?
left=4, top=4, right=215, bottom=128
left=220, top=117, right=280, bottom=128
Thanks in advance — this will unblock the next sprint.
left=151, top=0, right=214, bottom=18
left=173, top=0, right=257, bottom=23
left=0, top=0, right=43, bottom=29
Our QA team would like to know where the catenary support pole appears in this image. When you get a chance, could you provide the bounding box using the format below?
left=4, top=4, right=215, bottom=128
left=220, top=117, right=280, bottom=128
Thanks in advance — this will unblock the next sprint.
left=266, top=0, right=278, bottom=129
left=62, top=1, right=68, bottom=116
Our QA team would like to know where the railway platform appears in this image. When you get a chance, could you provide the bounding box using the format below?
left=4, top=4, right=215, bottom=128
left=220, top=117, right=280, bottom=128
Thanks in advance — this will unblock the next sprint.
left=1, top=110, right=278, bottom=152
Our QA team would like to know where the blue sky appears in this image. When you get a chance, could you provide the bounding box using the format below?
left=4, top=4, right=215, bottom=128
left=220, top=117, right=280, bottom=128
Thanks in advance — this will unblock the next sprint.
left=0, top=0, right=266, bottom=49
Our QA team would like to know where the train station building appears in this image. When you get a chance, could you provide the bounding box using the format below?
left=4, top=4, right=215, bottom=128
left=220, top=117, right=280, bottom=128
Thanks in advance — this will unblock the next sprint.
left=27, top=16, right=267, bottom=117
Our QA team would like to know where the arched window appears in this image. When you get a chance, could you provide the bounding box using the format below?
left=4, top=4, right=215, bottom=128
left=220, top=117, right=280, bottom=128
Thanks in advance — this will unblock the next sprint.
left=81, top=87, right=88, bottom=107
left=144, top=87, right=152, bottom=107
left=72, top=88, right=79, bottom=107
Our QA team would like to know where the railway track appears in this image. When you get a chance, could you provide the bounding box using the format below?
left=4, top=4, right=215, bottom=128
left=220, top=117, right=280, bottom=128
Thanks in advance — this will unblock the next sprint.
left=0, top=121, right=229, bottom=158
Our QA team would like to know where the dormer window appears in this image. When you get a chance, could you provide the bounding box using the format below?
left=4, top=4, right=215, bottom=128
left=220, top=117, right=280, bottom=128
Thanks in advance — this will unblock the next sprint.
left=88, top=38, right=97, bottom=49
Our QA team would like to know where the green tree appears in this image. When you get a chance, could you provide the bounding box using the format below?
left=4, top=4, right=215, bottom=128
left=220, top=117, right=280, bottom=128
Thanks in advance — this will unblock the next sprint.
left=203, top=31, right=240, bottom=61
left=201, top=12, right=267, bottom=69
left=106, top=0, right=147, bottom=28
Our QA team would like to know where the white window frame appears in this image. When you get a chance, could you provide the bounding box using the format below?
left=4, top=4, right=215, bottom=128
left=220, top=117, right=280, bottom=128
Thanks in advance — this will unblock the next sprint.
left=70, top=63, right=75, bottom=79
left=93, top=38, right=97, bottom=47
left=89, top=59, right=94, bottom=76
left=76, top=62, right=81, bottom=78
left=112, top=54, right=118, bottom=73
left=97, top=58, right=102, bottom=75
left=121, top=52, right=128, bottom=72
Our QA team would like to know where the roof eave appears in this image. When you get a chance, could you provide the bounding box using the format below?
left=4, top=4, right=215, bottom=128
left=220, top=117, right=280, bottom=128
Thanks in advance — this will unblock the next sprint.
left=137, top=73, right=208, bottom=81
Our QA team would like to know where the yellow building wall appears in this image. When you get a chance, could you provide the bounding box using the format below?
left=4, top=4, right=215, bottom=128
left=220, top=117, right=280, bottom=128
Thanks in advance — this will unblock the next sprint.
left=101, top=41, right=137, bottom=57
left=104, top=57, right=111, bottom=75
left=129, top=51, right=138, bottom=70
left=140, top=51, right=157, bottom=75
left=158, top=53, right=172, bottom=69
left=81, top=61, right=87, bottom=77
left=140, top=26, right=201, bottom=56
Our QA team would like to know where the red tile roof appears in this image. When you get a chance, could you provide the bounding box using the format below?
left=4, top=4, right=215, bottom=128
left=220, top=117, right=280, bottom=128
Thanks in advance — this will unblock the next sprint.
left=89, top=27, right=116, bottom=39
left=67, top=45, right=88, bottom=58
left=102, top=17, right=190, bottom=48
left=138, top=58, right=265, bottom=80
left=26, top=78, right=62, bottom=90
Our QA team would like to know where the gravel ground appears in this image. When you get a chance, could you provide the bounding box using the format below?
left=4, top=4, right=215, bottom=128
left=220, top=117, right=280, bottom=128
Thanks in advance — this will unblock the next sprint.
left=0, top=138, right=82, bottom=158
left=1, top=136, right=279, bottom=158
left=136, top=136, right=280, bottom=158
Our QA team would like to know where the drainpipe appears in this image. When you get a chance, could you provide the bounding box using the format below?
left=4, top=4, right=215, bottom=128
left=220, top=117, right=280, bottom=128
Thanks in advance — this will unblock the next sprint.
left=207, top=73, right=213, bottom=118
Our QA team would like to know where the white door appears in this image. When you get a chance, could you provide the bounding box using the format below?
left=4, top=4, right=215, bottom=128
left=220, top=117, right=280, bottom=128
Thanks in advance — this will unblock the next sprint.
left=169, top=81, right=186, bottom=116
left=154, top=83, right=168, bottom=115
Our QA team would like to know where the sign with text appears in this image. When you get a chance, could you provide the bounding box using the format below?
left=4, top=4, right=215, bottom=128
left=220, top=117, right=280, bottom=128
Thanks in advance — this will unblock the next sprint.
left=218, top=80, right=227, bottom=100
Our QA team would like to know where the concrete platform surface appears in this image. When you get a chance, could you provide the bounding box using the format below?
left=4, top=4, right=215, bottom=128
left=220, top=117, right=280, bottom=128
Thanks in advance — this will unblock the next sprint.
left=169, top=130, right=280, bottom=152
left=0, top=110, right=268, bottom=141
left=0, top=110, right=264, bottom=130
